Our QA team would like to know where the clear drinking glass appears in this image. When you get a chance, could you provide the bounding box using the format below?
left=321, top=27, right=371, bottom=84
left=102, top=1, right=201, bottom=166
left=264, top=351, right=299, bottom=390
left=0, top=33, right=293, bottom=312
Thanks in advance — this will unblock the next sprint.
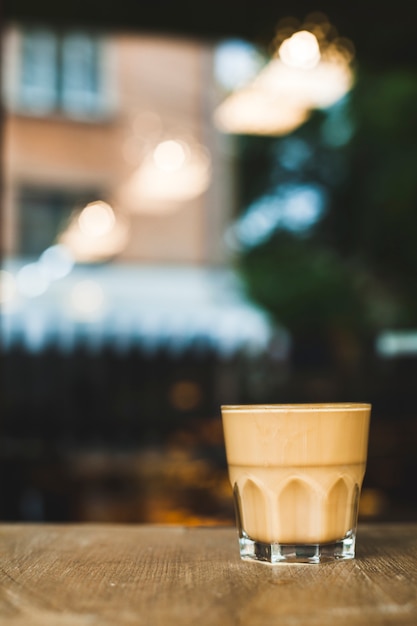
left=221, top=403, right=371, bottom=564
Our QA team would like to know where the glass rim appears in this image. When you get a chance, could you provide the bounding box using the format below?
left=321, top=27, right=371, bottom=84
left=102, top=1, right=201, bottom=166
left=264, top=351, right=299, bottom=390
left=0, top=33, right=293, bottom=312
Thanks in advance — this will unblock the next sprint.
left=221, top=402, right=372, bottom=412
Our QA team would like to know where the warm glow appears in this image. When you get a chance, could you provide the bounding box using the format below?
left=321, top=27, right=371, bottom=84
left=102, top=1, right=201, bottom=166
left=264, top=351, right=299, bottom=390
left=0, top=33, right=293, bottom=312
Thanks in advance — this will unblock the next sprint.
left=0, top=270, right=17, bottom=305
left=58, top=201, right=129, bottom=263
left=120, top=137, right=211, bottom=212
left=279, top=30, right=321, bottom=69
left=214, top=88, right=309, bottom=136
left=78, top=201, right=116, bottom=238
left=153, top=140, right=186, bottom=172
left=214, top=17, right=355, bottom=137
left=254, top=57, right=353, bottom=110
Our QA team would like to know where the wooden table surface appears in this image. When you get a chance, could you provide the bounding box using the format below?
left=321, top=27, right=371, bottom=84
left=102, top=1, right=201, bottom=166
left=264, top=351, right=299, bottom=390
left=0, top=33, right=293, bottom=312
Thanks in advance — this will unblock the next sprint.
left=0, top=523, right=416, bottom=625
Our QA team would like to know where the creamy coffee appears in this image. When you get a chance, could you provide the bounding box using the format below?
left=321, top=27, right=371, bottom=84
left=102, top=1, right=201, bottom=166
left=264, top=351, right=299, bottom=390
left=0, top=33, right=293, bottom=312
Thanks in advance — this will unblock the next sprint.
left=222, top=404, right=371, bottom=547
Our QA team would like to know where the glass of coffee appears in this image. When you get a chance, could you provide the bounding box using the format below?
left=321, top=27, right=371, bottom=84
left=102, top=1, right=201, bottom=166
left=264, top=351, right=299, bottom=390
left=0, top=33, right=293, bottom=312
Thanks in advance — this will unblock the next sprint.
left=221, top=403, right=371, bottom=564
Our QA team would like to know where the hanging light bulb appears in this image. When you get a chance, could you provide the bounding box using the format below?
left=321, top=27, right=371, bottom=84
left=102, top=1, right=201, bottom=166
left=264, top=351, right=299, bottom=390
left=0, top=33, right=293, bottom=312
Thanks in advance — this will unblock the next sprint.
left=58, top=201, right=129, bottom=263
left=119, top=136, right=212, bottom=213
left=278, top=30, right=321, bottom=69
left=213, top=15, right=355, bottom=137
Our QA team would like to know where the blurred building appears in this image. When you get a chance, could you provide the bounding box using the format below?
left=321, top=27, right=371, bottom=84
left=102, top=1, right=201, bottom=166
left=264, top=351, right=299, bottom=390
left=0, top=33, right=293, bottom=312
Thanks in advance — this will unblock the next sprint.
left=1, top=24, right=278, bottom=355
left=2, top=25, right=229, bottom=262
left=0, top=23, right=282, bottom=524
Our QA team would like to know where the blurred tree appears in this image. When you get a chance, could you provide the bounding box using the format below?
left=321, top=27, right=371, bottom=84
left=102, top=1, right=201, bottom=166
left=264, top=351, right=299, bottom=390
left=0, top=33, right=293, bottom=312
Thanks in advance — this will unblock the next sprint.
left=234, top=65, right=417, bottom=378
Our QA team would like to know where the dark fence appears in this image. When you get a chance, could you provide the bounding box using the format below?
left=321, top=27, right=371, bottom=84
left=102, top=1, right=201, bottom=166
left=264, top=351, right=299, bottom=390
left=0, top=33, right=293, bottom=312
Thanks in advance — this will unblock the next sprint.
left=1, top=344, right=417, bottom=524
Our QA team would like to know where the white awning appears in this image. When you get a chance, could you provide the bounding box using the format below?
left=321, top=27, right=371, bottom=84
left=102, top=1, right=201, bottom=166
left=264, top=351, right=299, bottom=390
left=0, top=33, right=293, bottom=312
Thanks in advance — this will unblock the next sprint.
left=1, top=260, right=288, bottom=359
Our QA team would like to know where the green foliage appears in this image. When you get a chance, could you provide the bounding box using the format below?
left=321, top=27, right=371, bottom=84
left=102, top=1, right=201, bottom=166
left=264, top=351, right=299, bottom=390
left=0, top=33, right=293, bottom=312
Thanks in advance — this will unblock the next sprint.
left=236, top=68, right=417, bottom=338
left=240, top=235, right=363, bottom=333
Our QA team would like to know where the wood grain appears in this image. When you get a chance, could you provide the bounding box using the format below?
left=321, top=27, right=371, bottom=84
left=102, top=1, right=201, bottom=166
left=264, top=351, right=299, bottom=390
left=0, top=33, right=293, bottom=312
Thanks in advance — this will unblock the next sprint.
left=0, top=523, right=416, bottom=625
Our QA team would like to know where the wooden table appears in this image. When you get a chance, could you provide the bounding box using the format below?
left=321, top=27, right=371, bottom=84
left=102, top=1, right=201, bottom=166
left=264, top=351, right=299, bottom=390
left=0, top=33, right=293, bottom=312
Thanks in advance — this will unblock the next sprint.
left=0, top=523, right=416, bottom=625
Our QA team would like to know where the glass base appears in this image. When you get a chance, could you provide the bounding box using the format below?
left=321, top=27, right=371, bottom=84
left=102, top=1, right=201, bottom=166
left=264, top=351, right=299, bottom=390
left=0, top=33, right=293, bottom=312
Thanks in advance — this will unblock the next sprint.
left=239, top=531, right=356, bottom=564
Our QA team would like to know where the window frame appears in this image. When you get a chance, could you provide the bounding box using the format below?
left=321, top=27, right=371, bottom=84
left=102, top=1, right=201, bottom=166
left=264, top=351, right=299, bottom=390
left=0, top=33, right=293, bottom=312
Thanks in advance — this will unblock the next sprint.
left=3, top=25, right=116, bottom=121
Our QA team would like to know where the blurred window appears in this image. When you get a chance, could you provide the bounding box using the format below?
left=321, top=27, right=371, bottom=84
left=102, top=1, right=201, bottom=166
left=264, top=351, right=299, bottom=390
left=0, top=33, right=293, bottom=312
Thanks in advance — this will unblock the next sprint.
left=13, top=28, right=109, bottom=119
left=18, top=29, right=58, bottom=113
left=17, top=186, right=98, bottom=256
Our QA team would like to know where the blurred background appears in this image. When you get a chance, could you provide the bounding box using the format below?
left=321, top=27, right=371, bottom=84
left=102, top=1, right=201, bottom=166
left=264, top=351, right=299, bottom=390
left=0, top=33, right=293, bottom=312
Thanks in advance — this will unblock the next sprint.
left=1, top=0, right=417, bottom=525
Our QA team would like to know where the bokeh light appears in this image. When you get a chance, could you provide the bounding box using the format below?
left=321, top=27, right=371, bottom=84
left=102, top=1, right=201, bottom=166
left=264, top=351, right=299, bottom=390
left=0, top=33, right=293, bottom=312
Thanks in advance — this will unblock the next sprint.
left=226, top=183, right=326, bottom=250
left=0, top=269, right=17, bottom=305
left=16, top=263, right=49, bottom=298
left=120, top=137, right=211, bottom=211
left=38, top=244, right=74, bottom=281
left=254, top=56, right=353, bottom=110
left=153, top=139, right=187, bottom=172
left=214, top=88, right=309, bottom=136
left=214, top=14, right=355, bottom=136
left=78, top=201, right=116, bottom=238
left=59, top=200, right=129, bottom=263
left=168, top=380, right=203, bottom=412
left=214, top=38, right=265, bottom=91
left=278, top=30, right=321, bottom=69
